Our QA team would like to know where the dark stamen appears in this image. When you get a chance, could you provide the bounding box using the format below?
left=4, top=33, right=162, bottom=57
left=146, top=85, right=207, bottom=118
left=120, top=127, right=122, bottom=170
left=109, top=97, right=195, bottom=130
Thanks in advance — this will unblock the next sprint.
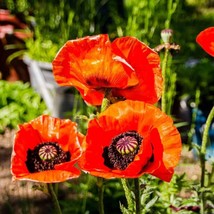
left=86, top=77, right=110, bottom=87
left=25, top=142, right=71, bottom=173
left=102, top=131, right=143, bottom=170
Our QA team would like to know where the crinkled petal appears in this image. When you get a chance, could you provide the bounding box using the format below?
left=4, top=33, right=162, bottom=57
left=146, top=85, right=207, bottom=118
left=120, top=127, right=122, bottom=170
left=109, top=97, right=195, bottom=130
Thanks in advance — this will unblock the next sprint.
left=12, top=169, right=80, bottom=183
left=112, top=37, right=162, bottom=103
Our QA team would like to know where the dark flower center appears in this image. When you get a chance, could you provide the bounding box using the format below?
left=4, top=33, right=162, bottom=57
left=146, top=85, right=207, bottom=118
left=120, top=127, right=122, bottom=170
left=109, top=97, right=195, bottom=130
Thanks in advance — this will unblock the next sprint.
left=86, top=77, right=110, bottom=87
left=103, top=131, right=143, bottom=170
left=25, top=142, right=71, bottom=173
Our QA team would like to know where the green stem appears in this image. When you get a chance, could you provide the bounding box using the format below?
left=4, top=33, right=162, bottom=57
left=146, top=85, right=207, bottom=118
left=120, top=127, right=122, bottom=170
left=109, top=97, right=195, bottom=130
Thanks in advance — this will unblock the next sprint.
left=208, top=163, right=214, bottom=187
left=81, top=174, right=92, bottom=214
left=97, top=177, right=105, bottom=214
left=47, top=183, right=62, bottom=214
left=95, top=97, right=111, bottom=214
left=188, top=89, right=201, bottom=145
left=134, top=178, right=141, bottom=214
left=161, top=48, right=169, bottom=113
left=101, top=97, right=110, bottom=112
left=200, top=106, right=214, bottom=214
left=200, top=106, right=214, bottom=186
left=54, top=183, right=59, bottom=197
left=121, top=178, right=133, bottom=211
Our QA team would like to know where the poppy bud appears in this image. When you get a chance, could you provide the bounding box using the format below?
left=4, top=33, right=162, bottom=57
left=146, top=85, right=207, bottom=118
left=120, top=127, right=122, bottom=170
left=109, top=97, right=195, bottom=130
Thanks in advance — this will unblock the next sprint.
left=161, top=29, right=173, bottom=44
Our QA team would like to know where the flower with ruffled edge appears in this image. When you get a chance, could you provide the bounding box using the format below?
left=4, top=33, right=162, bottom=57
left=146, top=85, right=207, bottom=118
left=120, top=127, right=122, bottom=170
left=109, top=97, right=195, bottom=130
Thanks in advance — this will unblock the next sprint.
left=79, top=100, right=181, bottom=182
left=196, top=27, right=214, bottom=57
left=52, top=34, right=162, bottom=106
left=11, top=115, right=84, bottom=183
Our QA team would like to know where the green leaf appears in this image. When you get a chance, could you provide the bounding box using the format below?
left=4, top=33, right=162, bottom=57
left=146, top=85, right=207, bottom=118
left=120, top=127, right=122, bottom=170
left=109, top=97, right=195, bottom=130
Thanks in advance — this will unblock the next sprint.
left=145, top=196, right=159, bottom=210
left=119, top=202, right=131, bottom=214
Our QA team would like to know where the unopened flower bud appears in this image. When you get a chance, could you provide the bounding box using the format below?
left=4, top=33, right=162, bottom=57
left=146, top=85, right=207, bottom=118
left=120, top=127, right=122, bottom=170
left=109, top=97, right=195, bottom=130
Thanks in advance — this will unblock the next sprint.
left=161, top=29, right=173, bottom=44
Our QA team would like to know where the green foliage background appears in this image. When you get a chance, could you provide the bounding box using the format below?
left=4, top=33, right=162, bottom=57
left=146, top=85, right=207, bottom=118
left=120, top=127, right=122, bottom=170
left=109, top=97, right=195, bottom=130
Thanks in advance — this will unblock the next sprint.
left=2, top=0, right=214, bottom=107
left=0, top=81, right=47, bottom=133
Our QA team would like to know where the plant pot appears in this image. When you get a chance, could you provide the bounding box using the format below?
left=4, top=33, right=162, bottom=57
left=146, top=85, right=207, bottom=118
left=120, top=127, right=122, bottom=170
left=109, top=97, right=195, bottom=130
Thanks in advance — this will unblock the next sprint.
left=24, top=56, right=75, bottom=118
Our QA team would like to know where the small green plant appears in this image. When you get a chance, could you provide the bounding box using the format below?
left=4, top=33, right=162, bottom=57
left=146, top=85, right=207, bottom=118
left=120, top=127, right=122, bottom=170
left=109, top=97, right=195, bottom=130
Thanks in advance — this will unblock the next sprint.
left=25, top=36, right=60, bottom=63
left=0, top=80, right=47, bottom=133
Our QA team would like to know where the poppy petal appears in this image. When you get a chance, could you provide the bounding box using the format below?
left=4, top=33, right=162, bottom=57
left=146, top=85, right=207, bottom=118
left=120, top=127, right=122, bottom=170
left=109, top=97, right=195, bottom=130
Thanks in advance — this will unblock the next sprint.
left=11, top=155, right=29, bottom=177
left=196, top=27, right=214, bottom=57
left=112, top=37, right=162, bottom=103
left=13, top=169, right=80, bottom=183
left=142, top=128, right=173, bottom=182
left=13, top=124, right=42, bottom=162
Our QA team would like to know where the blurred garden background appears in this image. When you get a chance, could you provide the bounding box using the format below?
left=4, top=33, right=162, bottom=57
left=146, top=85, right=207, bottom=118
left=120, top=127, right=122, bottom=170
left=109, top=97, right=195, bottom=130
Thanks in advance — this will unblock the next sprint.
left=0, top=0, right=214, bottom=213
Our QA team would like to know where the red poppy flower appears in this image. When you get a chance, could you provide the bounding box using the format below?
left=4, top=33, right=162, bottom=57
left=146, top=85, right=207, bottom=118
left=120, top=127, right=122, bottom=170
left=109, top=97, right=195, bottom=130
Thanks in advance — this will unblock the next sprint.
left=79, top=100, right=181, bottom=182
left=52, top=34, right=162, bottom=105
left=196, top=27, right=214, bottom=57
left=11, top=115, right=84, bottom=183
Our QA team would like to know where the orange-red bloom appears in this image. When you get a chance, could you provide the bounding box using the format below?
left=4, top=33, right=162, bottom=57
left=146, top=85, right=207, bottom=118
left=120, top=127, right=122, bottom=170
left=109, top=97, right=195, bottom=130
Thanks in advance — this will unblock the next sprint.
left=196, top=27, right=214, bottom=57
left=11, top=115, right=84, bottom=183
left=52, top=34, right=162, bottom=106
left=79, top=100, right=181, bottom=182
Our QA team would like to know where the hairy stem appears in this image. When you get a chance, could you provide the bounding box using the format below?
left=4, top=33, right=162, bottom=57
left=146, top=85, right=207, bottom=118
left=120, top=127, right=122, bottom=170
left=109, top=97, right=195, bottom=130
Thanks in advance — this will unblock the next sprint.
left=121, top=178, right=133, bottom=211
left=161, top=48, right=169, bottom=113
left=200, top=106, right=214, bottom=214
left=134, top=178, right=141, bottom=214
left=97, top=177, right=105, bottom=214
left=47, top=183, right=62, bottom=214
